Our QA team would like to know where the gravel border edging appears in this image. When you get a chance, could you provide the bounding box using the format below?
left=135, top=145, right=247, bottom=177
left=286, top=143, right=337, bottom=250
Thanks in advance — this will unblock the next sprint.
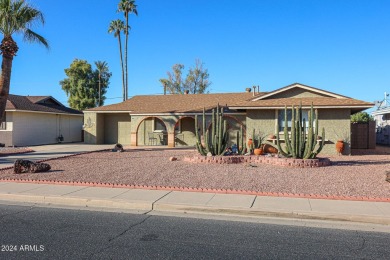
left=183, top=155, right=331, bottom=167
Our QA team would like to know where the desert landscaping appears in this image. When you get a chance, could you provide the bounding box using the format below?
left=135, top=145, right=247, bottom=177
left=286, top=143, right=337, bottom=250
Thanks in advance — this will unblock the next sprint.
left=0, top=148, right=389, bottom=199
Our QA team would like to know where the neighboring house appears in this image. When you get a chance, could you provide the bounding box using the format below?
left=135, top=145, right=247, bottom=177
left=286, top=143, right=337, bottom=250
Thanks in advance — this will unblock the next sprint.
left=83, top=83, right=373, bottom=155
left=372, top=107, right=390, bottom=145
left=0, top=95, right=83, bottom=146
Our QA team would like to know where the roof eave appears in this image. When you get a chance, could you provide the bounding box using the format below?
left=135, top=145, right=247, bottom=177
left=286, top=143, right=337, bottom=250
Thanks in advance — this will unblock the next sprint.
left=228, top=105, right=374, bottom=110
left=6, top=109, right=83, bottom=116
left=250, top=83, right=350, bottom=101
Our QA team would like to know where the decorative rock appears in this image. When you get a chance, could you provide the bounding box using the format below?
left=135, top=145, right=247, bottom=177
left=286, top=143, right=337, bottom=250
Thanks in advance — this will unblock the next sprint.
left=112, top=143, right=124, bottom=152
left=14, top=159, right=51, bottom=174
left=169, top=157, right=177, bottom=161
left=206, top=152, right=212, bottom=157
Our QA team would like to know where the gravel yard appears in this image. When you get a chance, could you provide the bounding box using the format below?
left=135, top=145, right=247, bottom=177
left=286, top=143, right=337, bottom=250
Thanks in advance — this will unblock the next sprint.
left=0, top=148, right=389, bottom=199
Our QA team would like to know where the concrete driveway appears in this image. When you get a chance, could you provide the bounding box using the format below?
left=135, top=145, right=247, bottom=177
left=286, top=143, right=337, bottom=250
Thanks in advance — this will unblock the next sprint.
left=0, top=143, right=113, bottom=169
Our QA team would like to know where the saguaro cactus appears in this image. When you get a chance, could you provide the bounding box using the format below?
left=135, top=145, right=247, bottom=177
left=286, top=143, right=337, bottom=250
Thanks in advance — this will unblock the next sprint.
left=195, top=104, right=229, bottom=156
left=236, top=125, right=246, bottom=155
left=271, top=103, right=325, bottom=159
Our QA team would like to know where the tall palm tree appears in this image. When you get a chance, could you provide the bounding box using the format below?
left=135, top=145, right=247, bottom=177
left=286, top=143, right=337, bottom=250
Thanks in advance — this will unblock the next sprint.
left=108, top=19, right=127, bottom=102
left=118, top=0, right=137, bottom=100
left=94, top=61, right=108, bottom=106
left=0, top=0, right=49, bottom=122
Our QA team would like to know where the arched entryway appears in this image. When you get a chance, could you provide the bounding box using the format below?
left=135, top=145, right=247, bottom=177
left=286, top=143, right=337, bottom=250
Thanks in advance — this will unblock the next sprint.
left=136, top=117, right=168, bottom=146
left=174, top=117, right=196, bottom=146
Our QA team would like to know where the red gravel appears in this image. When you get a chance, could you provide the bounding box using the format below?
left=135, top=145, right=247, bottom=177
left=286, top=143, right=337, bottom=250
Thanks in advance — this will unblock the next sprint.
left=0, top=148, right=389, bottom=199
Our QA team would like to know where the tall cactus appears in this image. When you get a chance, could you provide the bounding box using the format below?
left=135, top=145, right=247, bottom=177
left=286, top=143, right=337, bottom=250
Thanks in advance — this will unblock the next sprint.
left=236, top=125, right=246, bottom=155
left=195, top=104, right=229, bottom=156
left=270, top=103, right=325, bottom=159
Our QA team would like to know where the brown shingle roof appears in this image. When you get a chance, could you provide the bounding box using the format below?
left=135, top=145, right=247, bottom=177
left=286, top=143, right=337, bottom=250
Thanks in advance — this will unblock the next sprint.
left=85, top=92, right=373, bottom=114
left=86, top=92, right=266, bottom=113
left=6, top=95, right=82, bottom=115
left=84, top=83, right=374, bottom=114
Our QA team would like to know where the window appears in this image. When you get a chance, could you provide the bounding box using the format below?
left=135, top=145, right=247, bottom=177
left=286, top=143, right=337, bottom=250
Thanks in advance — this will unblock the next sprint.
left=153, top=118, right=166, bottom=132
left=0, top=113, right=6, bottom=130
left=278, top=109, right=315, bottom=131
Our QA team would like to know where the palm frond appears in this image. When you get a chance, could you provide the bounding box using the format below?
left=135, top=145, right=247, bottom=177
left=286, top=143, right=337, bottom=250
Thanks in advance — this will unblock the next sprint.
left=23, top=29, right=49, bottom=48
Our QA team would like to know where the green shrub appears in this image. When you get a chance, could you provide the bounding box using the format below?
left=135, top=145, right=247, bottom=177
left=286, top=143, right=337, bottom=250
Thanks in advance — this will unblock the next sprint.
left=351, top=112, right=374, bottom=123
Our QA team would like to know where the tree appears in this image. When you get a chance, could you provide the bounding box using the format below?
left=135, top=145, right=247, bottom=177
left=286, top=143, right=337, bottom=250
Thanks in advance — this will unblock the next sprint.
left=185, top=59, right=211, bottom=94
left=160, top=59, right=211, bottom=94
left=108, top=19, right=127, bottom=101
left=0, top=0, right=49, bottom=122
left=95, top=61, right=109, bottom=106
left=160, top=64, right=184, bottom=94
left=117, top=0, right=138, bottom=100
left=351, top=112, right=374, bottom=123
left=60, top=59, right=111, bottom=110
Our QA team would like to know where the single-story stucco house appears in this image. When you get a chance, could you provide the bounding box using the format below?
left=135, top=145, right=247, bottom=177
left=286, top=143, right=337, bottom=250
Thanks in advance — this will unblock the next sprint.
left=83, top=83, right=373, bottom=155
left=0, top=95, right=83, bottom=146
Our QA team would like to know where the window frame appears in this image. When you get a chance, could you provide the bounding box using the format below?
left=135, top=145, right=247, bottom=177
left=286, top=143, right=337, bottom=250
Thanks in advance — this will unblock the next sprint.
left=277, top=109, right=316, bottom=133
left=153, top=118, right=166, bottom=132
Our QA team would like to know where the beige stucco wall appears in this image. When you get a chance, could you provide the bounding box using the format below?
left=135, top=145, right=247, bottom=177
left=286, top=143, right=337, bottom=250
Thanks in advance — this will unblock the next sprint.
left=246, top=108, right=351, bottom=156
left=177, top=117, right=196, bottom=146
left=318, top=108, right=351, bottom=155
left=246, top=110, right=276, bottom=139
left=84, top=112, right=105, bottom=144
left=11, top=111, right=82, bottom=146
left=103, top=113, right=131, bottom=144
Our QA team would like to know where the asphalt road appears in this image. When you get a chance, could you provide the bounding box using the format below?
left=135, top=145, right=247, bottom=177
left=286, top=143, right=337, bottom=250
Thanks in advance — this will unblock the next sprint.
left=0, top=204, right=389, bottom=259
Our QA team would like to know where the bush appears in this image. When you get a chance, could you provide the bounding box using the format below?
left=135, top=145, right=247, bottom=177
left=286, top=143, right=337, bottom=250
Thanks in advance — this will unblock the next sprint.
left=351, top=112, right=374, bottom=123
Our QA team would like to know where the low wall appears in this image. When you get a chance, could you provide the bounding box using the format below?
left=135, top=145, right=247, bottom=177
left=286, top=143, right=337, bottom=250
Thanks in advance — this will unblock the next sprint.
left=183, top=155, right=331, bottom=168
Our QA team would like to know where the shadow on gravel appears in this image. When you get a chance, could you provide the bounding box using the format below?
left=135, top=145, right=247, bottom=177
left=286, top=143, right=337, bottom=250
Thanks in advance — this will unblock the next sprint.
left=332, top=160, right=390, bottom=166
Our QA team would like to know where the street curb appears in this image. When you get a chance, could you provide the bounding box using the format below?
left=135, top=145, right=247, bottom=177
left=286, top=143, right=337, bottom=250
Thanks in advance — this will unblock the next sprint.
left=1, top=193, right=389, bottom=226
left=0, top=193, right=152, bottom=211
left=152, top=203, right=390, bottom=225
left=1, top=178, right=389, bottom=203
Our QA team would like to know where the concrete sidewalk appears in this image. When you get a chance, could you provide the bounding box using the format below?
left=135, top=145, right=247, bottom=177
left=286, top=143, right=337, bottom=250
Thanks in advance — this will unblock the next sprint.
left=0, top=143, right=113, bottom=169
left=0, top=181, right=389, bottom=226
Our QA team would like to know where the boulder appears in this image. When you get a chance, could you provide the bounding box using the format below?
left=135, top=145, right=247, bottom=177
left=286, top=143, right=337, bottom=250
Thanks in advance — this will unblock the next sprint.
left=14, top=159, right=51, bottom=174
left=112, top=143, right=124, bottom=152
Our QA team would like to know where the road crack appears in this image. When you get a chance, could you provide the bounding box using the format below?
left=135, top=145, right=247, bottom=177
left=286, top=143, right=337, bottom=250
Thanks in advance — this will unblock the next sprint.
left=108, top=215, right=152, bottom=242
left=88, top=215, right=152, bottom=259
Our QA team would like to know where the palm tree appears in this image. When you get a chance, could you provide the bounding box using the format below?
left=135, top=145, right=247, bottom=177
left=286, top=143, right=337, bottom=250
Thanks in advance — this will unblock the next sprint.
left=108, top=19, right=127, bottom=102
left=117, top=0, right=137, bottom=100
left=0, top=0, right=49, bottom=122
left=94, top=61, right=109, bottom=106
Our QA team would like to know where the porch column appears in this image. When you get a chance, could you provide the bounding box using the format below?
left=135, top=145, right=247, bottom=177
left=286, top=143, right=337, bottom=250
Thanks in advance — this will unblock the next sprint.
left=130, top=132, right=137, bottom=146
left=167, top=132, right=175, bottom=147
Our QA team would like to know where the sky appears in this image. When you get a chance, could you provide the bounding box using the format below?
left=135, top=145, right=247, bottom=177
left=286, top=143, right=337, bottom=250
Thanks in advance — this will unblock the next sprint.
left=10, top=0, right=390, bottom=111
